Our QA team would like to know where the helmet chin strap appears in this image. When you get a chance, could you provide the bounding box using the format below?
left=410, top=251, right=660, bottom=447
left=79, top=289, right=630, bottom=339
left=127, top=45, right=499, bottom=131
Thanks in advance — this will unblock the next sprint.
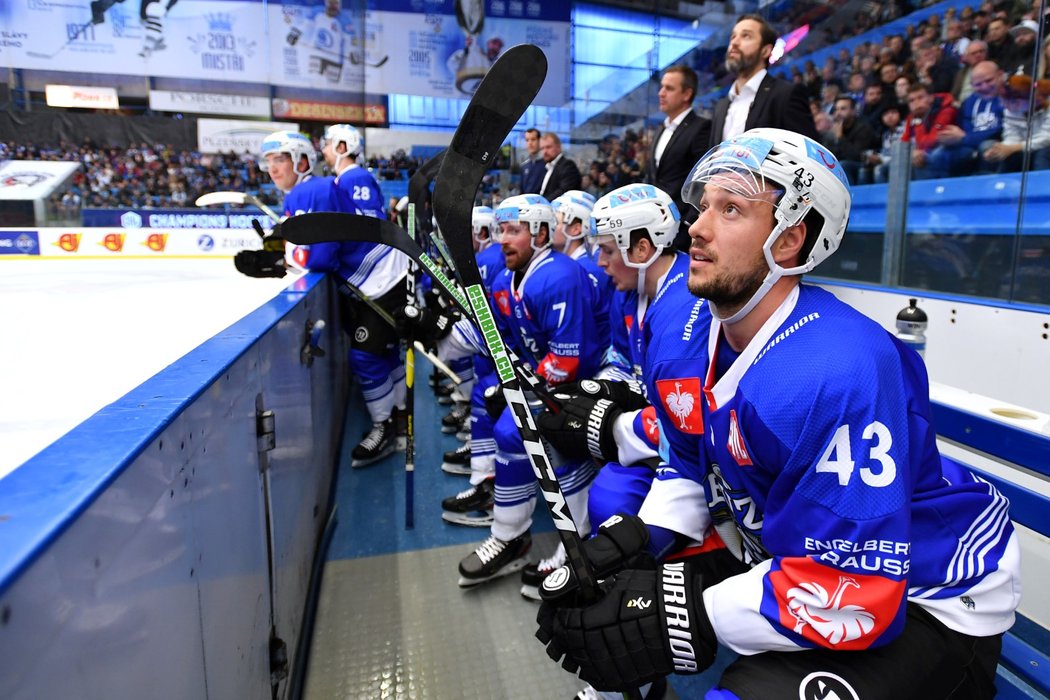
left=711, top=218, right=790, bottom=326
left=620, top=244, right=663, bottom=325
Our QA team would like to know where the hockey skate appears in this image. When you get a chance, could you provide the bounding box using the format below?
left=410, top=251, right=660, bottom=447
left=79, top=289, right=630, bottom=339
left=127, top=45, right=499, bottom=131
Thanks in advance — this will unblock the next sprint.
left=520, top=541, right=566, bottom=601
left=434, top=381, right=456, bottom=405
left=441, top=442, right=472, bottom=475
left=457, top=532, right=531, bottom=588
left=441, top=478, right=493, bottom=527
left=351, top=418, right=396, bottom=468
left=441, top=402, right=469, bottom=434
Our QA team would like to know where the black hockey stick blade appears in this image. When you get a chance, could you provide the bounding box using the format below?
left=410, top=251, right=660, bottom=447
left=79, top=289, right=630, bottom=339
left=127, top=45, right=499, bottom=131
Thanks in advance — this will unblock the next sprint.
left=432, top=43, right=547, bottom=292
left=408, top=148, right=446, bottom=241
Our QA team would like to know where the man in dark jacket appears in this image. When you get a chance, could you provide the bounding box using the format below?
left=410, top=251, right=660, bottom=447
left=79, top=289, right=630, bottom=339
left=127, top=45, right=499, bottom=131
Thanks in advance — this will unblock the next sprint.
left=824, top=96, right=879, bottom=184
left=709, top=13, right=818, bottom=146
left=538, top=132, right=582, bottom=203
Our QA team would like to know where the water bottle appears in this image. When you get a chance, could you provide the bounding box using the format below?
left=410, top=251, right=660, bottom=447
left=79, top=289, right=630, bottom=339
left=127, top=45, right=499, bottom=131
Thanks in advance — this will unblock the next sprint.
left=896, top=298, right=928, bottom=358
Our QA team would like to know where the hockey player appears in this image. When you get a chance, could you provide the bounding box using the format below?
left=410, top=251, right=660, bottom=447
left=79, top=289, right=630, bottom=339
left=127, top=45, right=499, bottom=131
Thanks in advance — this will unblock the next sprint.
left=88, top=0, right=178, bottom=58
left=440, top=206, right=504, bottom=526
left=550, top=190, right=612, bottom=351
left=306, top=125, right=409, bottom=467
left=320, top=124, right=387, bottom=219
left=455, top=194, right=607, bottom=587
left=283, top=0, right=353, bottom=84
left=536, top=128, right=1021, bottom=698
left=529, top=184, right=701, bottom=604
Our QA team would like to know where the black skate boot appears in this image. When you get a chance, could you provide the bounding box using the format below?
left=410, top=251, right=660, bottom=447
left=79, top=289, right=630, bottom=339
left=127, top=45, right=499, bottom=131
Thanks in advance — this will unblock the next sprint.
left=441, top=478, right=494, bottom=527
left=441, top=442, right=472, bottom=475
left=457, top=531, right=532, bottom=587
left=351, top=418, right=395, bottom=468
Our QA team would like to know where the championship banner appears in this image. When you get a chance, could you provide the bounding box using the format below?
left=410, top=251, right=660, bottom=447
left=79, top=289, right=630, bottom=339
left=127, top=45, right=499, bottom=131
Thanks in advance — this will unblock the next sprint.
left=268, top=0, right=571, bottom=106
left=271, top=97, right=388, bottom=125
left=149, top=90, right=272, bottom=117
left=81, top=208, right=275, bottom=229
left=2, top=0, right=269, bottom=83
left=197, top=118, right=298, bottom=154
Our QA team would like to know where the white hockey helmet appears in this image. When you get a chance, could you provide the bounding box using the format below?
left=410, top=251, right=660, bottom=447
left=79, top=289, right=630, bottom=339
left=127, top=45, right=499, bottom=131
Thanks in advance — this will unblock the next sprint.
left=322, top=123, right=364, bottom=161
left=494, top=194, right=556, bottom=249
left=260, top=130, right=317, bottom=186
left=591, top=183, right=680, bottom=270
left=551, top=190, right=596, bottom=241
left=472, top=205, right=496, bottom=244
left=681, top=127, right=852, bottom=322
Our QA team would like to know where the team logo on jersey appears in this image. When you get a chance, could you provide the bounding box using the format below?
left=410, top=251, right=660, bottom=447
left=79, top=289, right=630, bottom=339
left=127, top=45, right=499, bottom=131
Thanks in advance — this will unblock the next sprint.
left=798, top=671, right=859, bottom=700
left=641, top=405, right=660, bottom=446
left=655, top=378, right=703, bottom=434
left=624, top=314, right=634, bottom=331
left=292, top=244, right=310, bottom=269
left=769, top=559, right=903, bottom=650
left=494, top=289, right=511, bottom=316
left=727, top=410, right=752, bottom=466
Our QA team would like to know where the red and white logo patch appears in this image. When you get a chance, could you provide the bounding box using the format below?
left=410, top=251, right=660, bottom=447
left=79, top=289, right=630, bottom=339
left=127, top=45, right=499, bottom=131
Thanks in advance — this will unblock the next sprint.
left=769, top=559, right=904, bottom=650
left=727, top=409, right=753, bottom=466
left=655, top=377, right=703, bottom=435
left=640, top=405, right=660, bottom=446
left=493, top=289, right=511, bottom=316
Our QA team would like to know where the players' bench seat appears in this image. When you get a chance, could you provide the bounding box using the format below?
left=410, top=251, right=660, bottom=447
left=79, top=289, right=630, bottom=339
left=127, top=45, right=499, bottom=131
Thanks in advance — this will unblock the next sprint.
left=931, top=401, right=1050, bottom=699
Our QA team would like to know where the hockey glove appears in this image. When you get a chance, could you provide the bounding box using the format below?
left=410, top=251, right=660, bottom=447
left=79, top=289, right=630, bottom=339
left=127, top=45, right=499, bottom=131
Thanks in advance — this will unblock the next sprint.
left=560, top=378, right=650, bottom=412
left=537, top=514, right=651, bottom=610
left=537, top=394, right=622, bottom=463
left=394, top=304, right=455, bottom=345
left=536, top=559, right=716, bottom=692
left=234, top=250, right=286, bottom=278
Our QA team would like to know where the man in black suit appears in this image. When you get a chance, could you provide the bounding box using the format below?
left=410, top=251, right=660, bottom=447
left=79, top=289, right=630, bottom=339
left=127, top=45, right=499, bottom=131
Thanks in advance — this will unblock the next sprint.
left=538, top=132, right=581, bottom=202
left=649, top=65, right=712, bottom=250
left=519, top=128, right=545, bottom=194
left=710, top=14, right=818, bottom=147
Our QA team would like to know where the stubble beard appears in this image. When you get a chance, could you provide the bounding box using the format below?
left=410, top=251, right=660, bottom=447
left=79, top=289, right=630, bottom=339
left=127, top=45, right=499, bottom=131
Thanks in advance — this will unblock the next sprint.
left=687, top=252, right=768, bottom=318
left=725, top=50, right=760, bottom=77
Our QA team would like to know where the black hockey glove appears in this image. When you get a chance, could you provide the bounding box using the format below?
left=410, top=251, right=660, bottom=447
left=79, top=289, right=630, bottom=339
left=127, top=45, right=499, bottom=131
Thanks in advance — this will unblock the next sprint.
left=537, top=514, right=651, bottom=609
left=393, top=304, right=455, bottom=345
left=234, top=250, right=286, bottom=278
left=559, top=378, right=649, bottom=412
left=537, top=394, right=622, bottom=463
left=536, top=559, right=717, bottom=692
left=483, top=384, right=507, bottom=420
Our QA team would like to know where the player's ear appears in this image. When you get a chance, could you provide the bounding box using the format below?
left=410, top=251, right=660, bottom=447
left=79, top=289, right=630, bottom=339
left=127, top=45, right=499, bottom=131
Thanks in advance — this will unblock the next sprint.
left=297, top=155, right=310, bottom=174
left=537, top=224, right=550, bottom=248
left=774, top=221, right=807, bottom=266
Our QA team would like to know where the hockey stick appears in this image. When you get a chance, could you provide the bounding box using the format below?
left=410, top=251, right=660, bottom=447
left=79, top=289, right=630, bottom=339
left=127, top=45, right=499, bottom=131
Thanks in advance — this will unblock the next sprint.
left=430, top=45, right=604, bottom=604
left=195, top=191, right=282, bottom=222
left=349, top=52, right=389, bottom=68
left=27, top=20, right=93, bottom=60
left=404, top=203, right=417, bottom=529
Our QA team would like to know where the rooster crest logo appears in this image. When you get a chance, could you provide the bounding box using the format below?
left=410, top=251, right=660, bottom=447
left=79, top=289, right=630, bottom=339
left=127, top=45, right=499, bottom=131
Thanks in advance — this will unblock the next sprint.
left=786, top=575, right=876, bottom=644
left=666, top=381, right=695, bottom=429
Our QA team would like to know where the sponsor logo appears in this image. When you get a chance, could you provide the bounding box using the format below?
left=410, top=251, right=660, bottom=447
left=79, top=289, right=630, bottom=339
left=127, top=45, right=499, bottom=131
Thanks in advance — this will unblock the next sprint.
left=469, top=284, right=513, bottom=383
left=586, top=398, right=614, bottom=458
left=541, top=566, right=572, bottom=593
left=798, top=671, right=860, bottom=700
left=57, top=232, right=81, bottom=252
left=354, top=326, right=369, bottom=343
left=145, top=233, right=168, bottom=252
left=626, top=596, right=652, bottom=609
left=197, top=234, right=215, bottom=252
left=102, top=233, right=125, bottom=252
left=655, top=378, right=702, bottom=434
left=961, top=596, right=976, bottom=610
left=0, top=171, right=50, bottom=188
left=661, top=562, right=698, bottom=672
left=770, top=559, right=904, bottom=649
left=727, top=409, right=752, bottom=466
left=120, top=211, right=143, bottom=228
left=0, top=231, right=39, bottom=255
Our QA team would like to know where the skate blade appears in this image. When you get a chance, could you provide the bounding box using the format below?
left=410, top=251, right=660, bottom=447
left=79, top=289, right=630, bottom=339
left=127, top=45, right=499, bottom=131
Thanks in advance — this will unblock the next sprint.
left=351, top=444, right=396, bottom=468
left=441, top=510, right=493, bottom=527
left=440, top=462, right=472, bottom=475
left=457, top=557, right=529, bottom=588
left=520, top=584, right=541, bottom=601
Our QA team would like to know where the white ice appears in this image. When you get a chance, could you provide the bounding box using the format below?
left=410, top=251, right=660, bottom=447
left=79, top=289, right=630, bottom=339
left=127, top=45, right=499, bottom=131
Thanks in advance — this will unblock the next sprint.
left=0, top=258, right=292, bottom=480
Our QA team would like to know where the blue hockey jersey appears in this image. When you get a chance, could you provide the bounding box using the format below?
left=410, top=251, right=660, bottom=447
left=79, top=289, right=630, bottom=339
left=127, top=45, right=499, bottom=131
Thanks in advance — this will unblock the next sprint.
left=652, top=284, right=1019, bottom=655
left=570, top=245, right=613, bottom=353
left=334, top=165, right=387, bottom=220
left=489, top=248, right=604, bottom=385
